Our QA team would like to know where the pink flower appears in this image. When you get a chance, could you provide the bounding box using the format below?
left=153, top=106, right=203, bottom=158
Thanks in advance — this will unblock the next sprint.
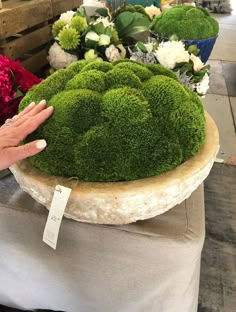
left=0, top=55, right=42, bottom=124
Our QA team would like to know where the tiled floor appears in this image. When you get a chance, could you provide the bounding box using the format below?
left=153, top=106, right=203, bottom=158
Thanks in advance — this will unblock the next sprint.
left=203, top=1, right=236, bottom=163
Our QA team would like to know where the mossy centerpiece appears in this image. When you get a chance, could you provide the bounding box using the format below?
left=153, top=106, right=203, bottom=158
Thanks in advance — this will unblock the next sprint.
left=152, top=5, right=219, bottom=63
left=10, top=60, right=219, bottom=224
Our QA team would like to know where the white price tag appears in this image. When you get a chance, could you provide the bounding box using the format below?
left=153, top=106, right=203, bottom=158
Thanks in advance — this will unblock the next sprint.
left=43, top=185, right=72, bottom=249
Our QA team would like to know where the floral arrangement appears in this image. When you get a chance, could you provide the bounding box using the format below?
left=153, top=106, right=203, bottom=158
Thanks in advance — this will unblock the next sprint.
left=151, top=5, right=219, bottom=40
left=129, top=38, right=210, bottom=96
left=19, top=59, right=205, bottom=182
left=48, top=5, right=151, bottom=69
left=0, top=55, right=42, bottom=125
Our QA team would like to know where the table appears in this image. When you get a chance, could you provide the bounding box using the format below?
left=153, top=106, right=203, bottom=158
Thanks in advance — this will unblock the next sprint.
left=0, top=174, right=205, bottom=312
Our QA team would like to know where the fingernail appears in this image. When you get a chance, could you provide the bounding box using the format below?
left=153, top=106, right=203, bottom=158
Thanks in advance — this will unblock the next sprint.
left=12, top=115, right=18, bottom=120
left=39, top=99, right=46, bottom=105
left=36, top=139, right=47, bottom=149
left=46, top=106, right=54, bottom=111
left=28, top=102, right=35, bottom=107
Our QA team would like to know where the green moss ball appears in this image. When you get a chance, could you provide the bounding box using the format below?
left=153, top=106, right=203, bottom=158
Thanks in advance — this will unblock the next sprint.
left=20, top=59, right=206, bottom=182
left=65, top=70, right=106, bottom=92
left=152, top=6, right=219, bottom=40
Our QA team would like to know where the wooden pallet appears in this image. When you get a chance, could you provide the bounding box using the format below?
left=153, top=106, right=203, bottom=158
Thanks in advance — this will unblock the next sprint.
left=0, top=0, right=83, bottom=73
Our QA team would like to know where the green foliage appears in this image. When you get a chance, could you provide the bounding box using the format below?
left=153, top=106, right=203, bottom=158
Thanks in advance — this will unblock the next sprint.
left=65, top=70, right=106, bottom=92
left=146, top=64, right=178, bottom=81
left=152, top=5, right=219, bottom=40
left=115, top=10, right=151, bottom=44
left=80, top=61, right=113, bottom=73
left=114, top=61, right=153, bottom=81
left=102, top=87, right=151, bottom=125
left=20, top=59, right=206, bottom=182
left=66, top=59, right=89, bottom=74
left=105, top=68, right=142, bottom=89
left=58, top=28, right=80, bottom=50
left=19, top=69, right=75, bottom=110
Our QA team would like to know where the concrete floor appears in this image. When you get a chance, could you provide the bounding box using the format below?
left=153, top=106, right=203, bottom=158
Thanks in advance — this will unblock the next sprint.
left=203, top=1, right=236, bottom=164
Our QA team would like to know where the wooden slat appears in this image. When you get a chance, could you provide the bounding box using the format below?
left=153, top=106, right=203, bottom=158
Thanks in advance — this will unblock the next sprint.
left=0, top=25, right=53, bottom=59
left=21, top=49, right=48, bottom=73
left=51, top=0, right=83, bottom=16
left=0, top=0, right=53, bottom=39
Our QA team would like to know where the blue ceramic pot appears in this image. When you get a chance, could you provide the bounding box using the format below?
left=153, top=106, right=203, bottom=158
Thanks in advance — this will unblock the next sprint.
left=183, top=36, right=218, bottom=63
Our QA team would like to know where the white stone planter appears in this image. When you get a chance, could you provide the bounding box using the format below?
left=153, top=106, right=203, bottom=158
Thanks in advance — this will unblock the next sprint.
left=10, top=112, right=219, bottom=225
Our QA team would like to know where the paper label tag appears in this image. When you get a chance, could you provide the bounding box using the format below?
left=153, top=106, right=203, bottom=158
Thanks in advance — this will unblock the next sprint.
left=43, top=185, right=72, bottom=249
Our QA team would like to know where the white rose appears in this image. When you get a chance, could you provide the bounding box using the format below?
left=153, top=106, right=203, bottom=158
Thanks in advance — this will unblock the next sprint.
left=195, top=73, right=210, bottom=96
left=85, top=31, right=99, bottom=42
left=47, top=42, right=78, bottom=70
left=98, top=34, right=110, bottom=46
left=154, top=41, right=190, bottom=69
left=105, top=44, right=126, bottom=62
left=59, top=10, right=75, bottom=24
left=145, top=5, right=161, bottom=19
left=190, top=54, right=205, bottom=71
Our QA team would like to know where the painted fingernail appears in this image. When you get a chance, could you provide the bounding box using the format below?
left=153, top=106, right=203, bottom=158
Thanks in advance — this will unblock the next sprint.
left=36, top=139, right=47, bottom=149
left=46, top=106, right=54, bottom=111
left=12, top=115, right=18, bottom=120
left=39, top=99, right=46, bottom=105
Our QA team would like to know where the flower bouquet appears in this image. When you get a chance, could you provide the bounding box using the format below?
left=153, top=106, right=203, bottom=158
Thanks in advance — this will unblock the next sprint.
left=151, top=5, right=219, bottom=63
left=48, top=5, right=151, bottom=69
left=0, top=55, right=42, bottom=125
left=129, top=38, right=210, bottom=96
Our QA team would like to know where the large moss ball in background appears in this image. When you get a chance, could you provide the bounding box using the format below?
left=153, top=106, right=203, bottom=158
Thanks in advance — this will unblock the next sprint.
left=19, top=59, right=206, bottom=182
left=152, top=5, right=219, bottom=40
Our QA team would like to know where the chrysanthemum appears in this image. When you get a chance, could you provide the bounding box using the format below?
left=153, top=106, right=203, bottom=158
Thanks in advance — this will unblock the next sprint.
left=58, top=28, right=80, bottom=50
left=70, top=16, right=88, bottom=33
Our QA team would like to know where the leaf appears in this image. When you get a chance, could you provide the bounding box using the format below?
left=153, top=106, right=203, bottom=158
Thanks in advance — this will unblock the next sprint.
left=76, top=7, right=86, bottom=17
left=104, top=27, right=112, bottom=37
left=91, top=22, right=105, bottom=35
left=136, top=41, right=148, bottom=53
left=15, top=88, right=24, bottom=98
left=125, top=26, right=150, bottom=38
left=115, top=12, right=135, bottom=34
left=95, top=8, right=109, bottom=17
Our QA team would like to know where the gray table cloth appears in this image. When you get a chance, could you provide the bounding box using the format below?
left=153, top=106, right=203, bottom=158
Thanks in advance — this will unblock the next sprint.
left=0, top=174, right=205, bottom=312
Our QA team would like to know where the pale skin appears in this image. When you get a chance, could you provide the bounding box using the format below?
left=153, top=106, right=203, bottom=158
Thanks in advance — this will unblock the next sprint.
left=0, top=100, right=53, bottom=171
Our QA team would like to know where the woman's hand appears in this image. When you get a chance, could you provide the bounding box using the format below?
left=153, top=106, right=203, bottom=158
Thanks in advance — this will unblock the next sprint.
left=0, top=100, right=53, bottom=170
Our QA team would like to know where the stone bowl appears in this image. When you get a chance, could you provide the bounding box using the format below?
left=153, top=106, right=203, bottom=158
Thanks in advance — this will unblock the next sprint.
left=10, top=112, right=219, bottom=225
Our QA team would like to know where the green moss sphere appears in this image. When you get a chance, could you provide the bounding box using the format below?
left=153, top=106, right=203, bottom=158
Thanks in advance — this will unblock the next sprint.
left=19, top=60, right=206, bottom=182
left=152, top=5, right=219, bottom=40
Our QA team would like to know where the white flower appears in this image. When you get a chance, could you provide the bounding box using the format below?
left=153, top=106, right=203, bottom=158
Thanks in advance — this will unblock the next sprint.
left=98, top=34, right=110, bottom=46
left=145, top=5, right=161, bottom=19
left=105, top=44, right=126, bottom=62
left=154, top=41, right=190, bottom=69
left=190, top=54, right=205, bottom=71
left=85, top=31, right=99, bottom=42
left=92, top=16, right=114, bottom=28
left=195, top=73, right=210, bottom=96
left=47, top=42, right=78, bottom=70
left=59, top=10, right=75, bottom=24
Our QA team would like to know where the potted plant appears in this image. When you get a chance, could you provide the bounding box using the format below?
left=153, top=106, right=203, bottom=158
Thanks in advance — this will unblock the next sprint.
left=11, top=59, right=219, bottom=224
left=151, top=5, right=219, bottom=62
